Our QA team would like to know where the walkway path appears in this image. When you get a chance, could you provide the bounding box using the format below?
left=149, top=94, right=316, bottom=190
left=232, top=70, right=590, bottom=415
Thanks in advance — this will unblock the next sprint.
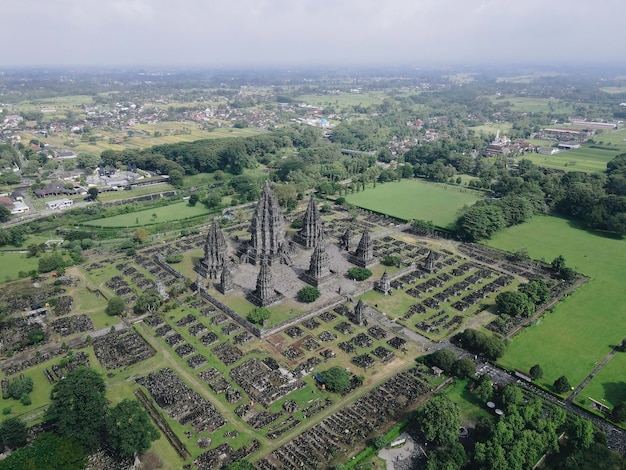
left=567, top=346, right=619, bottom=403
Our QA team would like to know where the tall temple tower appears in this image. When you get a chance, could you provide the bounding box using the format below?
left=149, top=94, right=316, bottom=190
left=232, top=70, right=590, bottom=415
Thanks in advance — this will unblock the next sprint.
left=424, top=250, right=437, bottom=273
left=350, top=229, right=376, bottom=268
left=353, top=299, right=366, bottom=326
left=247, top=258, right=282, bottom=307
left=248, top=182, right=285, bottom=265
left=294, top=197, right=323, bottom=248
left=196, top=218, right=227, bottom=279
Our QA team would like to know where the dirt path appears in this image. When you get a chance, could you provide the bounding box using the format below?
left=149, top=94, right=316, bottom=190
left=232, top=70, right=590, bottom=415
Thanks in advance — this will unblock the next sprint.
left=567, top=346, right=619, bottom=403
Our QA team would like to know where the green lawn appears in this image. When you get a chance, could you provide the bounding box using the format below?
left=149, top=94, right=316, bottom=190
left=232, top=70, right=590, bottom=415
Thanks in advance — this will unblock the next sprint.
left=345, top=179, right=483, bottom=228
left=83, top=200, right=212, bottom=227
left=0, top=252, right=39, bottom=283
left=444, top=378, right=491, bottom=423
left=576, top=353, right=626, bottom=411
left=523, top=146, right=621, bottom=174
left=487, top=215, right=626, bottom=391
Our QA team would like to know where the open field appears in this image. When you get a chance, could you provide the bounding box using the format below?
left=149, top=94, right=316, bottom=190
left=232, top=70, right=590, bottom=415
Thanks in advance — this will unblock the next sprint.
left=486, top=95, right=575, bottom=114
left=469, top=123, right=513, bottom=136
left=576, top=353, right=626, bottom=412
left=19, top=124, right=265, bottom=155
left=295, top=92, right=387, bottom=108
left=345, top=179, right=483, bottom=228
left=488, top=215, right=626, bottom=392
left=0, top=251, right=39, bottom=282
left=83, top=200, right=211, bottom=227
left=522, top=146, right=619, bottom=173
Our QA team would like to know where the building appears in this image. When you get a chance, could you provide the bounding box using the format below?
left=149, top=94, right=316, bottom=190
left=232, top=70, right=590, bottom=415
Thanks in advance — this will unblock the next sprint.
left=45, top=199, right=74, bottom=210
left=10, top=201, right=29, bottom=215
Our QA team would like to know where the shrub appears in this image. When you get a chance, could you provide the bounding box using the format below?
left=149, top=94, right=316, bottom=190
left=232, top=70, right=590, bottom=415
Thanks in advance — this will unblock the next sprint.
left=554, top=375, right=571, bottom=394
left=381, top=255, right=401, bottom=267
left=164, top=253, right=183, bottom=264
left=247, top=307, right=271, bottom=325
left=297, top=286, right=321, bottom=303
left=347, top=267, right=372, bottom=281
left=8, top=377, right=33, bottom=400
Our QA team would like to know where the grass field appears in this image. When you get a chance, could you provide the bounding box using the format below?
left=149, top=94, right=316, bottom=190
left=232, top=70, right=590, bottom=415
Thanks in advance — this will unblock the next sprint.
left=83, top=200, right=211, bottom=227
left=487, top=215, right=626, bottom=391
left=0, top=252, right=39, bottom=283
left=486, top=95, right=575, bottom=114
left=345, top=179, right=483, bottom=228
left=19, top=124, right=265, bottom=155
left=522, top=146, right=619, bottom=173
left=576, top=353, right=626, bottom=411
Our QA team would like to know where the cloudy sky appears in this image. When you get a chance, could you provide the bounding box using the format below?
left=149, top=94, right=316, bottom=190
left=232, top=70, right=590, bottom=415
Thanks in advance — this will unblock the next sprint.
left=2, top=0, right=625, bottom=67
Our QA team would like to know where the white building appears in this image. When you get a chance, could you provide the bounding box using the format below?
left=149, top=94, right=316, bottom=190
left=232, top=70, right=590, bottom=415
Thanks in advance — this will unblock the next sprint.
left=45, top=199, right=74, bottom=210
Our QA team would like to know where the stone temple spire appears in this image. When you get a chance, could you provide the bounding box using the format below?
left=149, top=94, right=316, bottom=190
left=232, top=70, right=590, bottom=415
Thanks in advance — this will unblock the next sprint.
left=248, top=258, right=282, bottom=307
left=295, top=196, right=323, bottom=248
left=375, top=270, right=392, bottom=295
left=218, top=264, right=234, bottom=294
left=339, top=226, right=353, bottom=251
left=248, top=182, right=285, bottom=265
left=353, top=299, right=366, bottom=326
left=350, top=229, right=376, bottom=268
left=300, top=236, right=333, bottom=287
left=196, top=218, right=227, bottom=279
left=424, top=250, right=437, bottom=273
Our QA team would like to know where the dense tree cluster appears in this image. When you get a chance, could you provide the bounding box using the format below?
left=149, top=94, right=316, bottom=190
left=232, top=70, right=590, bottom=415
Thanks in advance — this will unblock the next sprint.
left=321, top=367, right=352, bottom=394
left=297, top=286, right=321, bottom=303
left=246, top=307, right=271, bottom=325
left=454, top=328, right=506, bottom=359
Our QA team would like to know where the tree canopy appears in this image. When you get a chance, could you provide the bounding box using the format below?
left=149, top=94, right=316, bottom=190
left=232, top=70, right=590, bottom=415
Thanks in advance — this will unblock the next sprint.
left=49, top=366, right=107, bottom=451
left=321, top=367, right=352, bottom=394
left=105, top=296, right=126, bottom=316
left=105, top=399, right=159, bottom=458
left=415, top=396, right=460, bottom=446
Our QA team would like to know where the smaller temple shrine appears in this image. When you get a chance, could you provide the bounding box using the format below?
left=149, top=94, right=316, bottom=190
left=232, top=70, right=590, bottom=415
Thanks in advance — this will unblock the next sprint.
left=300, top=236, right=334, bottom=287
left=375, top=270, right=392, bottom=295
left=247, top=258, right=283, bottom=307
left=195, top=218, right=227, bottom=279
left=349, top=229, right=376, bottom=268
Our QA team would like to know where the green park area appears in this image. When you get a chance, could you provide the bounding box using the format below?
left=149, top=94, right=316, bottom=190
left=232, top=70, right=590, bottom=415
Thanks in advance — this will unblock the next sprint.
left=576, top=353, right=626, bottom=413
left=523, top=145, right=623, bottom=174
left=345, top=179, right=483, bottom=228
left=83, top=200, right=212, bottom=228
left=487, top=215, right=626, bottom=392
left=0, top=252, right=39, bottom=283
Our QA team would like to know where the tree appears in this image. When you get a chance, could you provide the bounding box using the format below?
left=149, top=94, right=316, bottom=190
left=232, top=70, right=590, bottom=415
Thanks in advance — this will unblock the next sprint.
left=76, top=152, right=100, bottom=169
left=416, top=396, right=461, bottom=446
left=50, top=367, right=106, bottom=451
left=105, top=399, right=159, bottom=458
left=452, top=358, right=477, bottom=378
left=347, top=267, right=372, bottom=281
left=554, top=375, right=571, bottom=394
left=223, top=460, right=255, bottom=470
left=133, top=289, right=162, bottom=315
left=87, top=187, right=99, bottom=201
left=612, top=402, right=626, bottom=423
left=0, top=205, right=10, bottom=223
left=426, top=441, right=466, bottom=470
left=188, top=194, right=199, bottom=206
left=501, top=384, right=524, bottom=408
left=495, top=291, right=534, bottom=317
left=456, top=204, right=506, bottom=241
left=569, top=417, right=594, bottom=450
left=426, top=348, right=457, bottom=372
left=38, top=253, right=65, bottom=273
left=0, top=416, right=27, bottom=449
left=247, top=307, right=271, bottom=325
left=551, top=255, right=567, bottom=272
left=105, top=296, right=126, bottom=316
left=372, top=435, right=387, bottom=450
left=297, top=286, right=321, bottom=303
left=519, top=279, right=550, bottom=304
left=381, top=255, right=401, bottom=267
left=474, top=374, right=493, bottom=402
left=530, top=364, right=543, bottom=380
left=0, top=432, right=87, bottom=470
left=8, top=376, right=33, bottom=400
left=321, top=367, right=352, bottom=394
left=133, top=228, right=148, bottom=244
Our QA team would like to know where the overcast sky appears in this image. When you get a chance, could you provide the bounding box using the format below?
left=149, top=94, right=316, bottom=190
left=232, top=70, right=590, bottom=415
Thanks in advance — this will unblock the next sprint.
left=2, top=0, right=625, bottom=68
